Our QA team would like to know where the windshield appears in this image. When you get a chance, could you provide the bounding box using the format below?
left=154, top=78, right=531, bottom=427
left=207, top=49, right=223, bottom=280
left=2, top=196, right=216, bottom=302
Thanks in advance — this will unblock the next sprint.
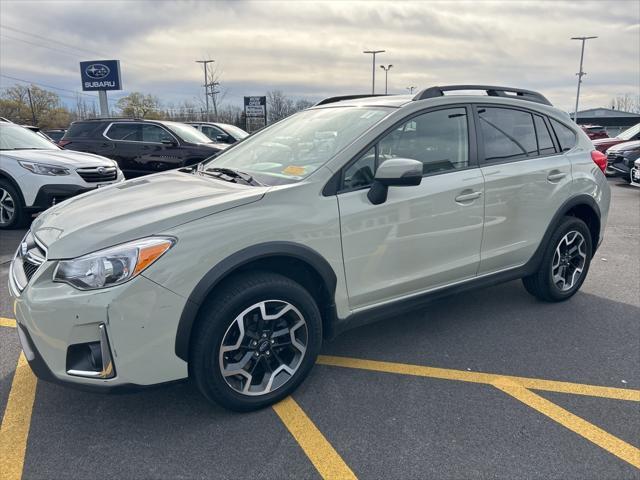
left=221, top=124, right=249, bottom=140
left=203, top=107, right=391, bottom=185
left=619, top=123, right=640, bottom=141
left=164, top=121, right=215, bottom=144
left=0, top=124, right=59, bottom=150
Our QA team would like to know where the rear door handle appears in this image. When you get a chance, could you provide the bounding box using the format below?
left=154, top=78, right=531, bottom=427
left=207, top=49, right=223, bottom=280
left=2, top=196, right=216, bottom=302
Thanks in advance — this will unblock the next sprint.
left=455, top=191, right=482, bottom=203
left=547, top=171, right=567, bottom=182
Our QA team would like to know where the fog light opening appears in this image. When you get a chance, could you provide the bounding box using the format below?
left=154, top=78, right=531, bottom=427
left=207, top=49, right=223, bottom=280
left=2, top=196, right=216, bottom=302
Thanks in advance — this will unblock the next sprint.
left=66, top=324, right=115, bottom=379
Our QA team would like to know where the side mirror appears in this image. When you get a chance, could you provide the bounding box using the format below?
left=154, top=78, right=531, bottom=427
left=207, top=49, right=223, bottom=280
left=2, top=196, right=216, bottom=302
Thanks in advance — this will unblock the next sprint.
left=161, top=139, right=177, bottom=146
left=216, top=134, right=232, bottom=143
left=367, top=158, right=422, bottom=205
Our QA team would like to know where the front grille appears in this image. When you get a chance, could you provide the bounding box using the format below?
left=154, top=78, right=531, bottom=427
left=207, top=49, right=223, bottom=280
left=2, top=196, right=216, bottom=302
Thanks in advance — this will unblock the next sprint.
left=76, top=166, right=117, bottom=183
left=10, top=231, right=47, bottom=293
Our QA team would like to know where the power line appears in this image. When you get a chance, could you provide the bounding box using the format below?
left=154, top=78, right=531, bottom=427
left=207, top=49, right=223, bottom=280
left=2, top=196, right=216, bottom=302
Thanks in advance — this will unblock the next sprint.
left=0, top=24, right=111, bottom=59
left=0, top=73, right=119, bottom=105
left=0, top=33, right=90, bottom=60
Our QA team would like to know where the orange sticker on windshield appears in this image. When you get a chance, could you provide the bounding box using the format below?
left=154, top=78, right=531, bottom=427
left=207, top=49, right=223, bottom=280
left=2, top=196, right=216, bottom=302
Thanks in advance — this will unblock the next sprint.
left=283, top=166, right=306, bottom=176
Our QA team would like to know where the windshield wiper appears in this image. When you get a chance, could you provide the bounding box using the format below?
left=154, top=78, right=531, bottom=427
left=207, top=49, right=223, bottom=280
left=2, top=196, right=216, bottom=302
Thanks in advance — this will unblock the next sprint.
left=1, top=147, right=48, bottom=150
left=202, top=167, right=262, bottom=186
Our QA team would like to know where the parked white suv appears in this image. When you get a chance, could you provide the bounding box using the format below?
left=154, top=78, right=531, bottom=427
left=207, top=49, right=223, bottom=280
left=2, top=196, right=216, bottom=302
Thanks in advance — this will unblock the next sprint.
left=9, top=85, right=610, bottom=411
left=0, top=122, right=124, bottom=228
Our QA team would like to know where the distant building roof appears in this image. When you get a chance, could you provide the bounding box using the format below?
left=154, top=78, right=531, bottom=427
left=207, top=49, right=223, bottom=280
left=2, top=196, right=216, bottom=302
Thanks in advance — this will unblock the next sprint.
left=576, top=108, right=640, bottom=118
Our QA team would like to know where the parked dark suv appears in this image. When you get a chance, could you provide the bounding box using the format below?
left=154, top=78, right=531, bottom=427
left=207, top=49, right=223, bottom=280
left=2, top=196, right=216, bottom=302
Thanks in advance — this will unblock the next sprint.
left=60, top=119, right=228, bottom=178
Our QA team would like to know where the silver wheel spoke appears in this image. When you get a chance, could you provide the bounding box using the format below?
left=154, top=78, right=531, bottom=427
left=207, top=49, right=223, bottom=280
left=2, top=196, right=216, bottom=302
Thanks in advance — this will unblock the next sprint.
left=218, top=299, right=308, bottom=396
left=552, top=230, right=587, bottom=291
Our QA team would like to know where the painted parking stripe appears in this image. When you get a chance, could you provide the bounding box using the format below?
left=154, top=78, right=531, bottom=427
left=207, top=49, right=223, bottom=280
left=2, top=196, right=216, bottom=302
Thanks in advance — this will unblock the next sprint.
left=0, top=352, right=38, bottom=480
left=494, top=379, right=640, bottom=469
left=317, top=355, right=640, bottom=402
left=273, top=396, right=357, bottom=480
left=0, top=317, right=16, bottom=328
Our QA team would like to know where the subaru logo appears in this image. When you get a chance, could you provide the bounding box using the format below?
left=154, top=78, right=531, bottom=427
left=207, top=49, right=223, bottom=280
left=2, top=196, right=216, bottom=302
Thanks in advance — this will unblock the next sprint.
left=85, top=64, right=110, bottom=79
left=21, top=242, right=28, bottom=256
left=97, top=167, right=105, bottom=174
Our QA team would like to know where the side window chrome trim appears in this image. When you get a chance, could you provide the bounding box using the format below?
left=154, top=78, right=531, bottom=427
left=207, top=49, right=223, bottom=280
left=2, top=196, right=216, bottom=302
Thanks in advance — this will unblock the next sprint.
left=103, top=122, right=179, bottom=145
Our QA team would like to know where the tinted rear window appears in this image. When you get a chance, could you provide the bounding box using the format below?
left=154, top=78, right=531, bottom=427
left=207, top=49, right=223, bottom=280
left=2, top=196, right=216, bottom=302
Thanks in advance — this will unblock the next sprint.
left=550, top=119, right=577, bottom=152
left=478, top=107, right=537, bottom=162
left=534, top=115, right=556, bottom=155
left=65, top=122, right=106, bottom=139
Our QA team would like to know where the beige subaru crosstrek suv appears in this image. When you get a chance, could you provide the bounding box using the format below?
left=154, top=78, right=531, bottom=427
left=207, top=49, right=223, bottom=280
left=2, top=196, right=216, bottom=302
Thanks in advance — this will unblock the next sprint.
left=9, top=85, right=610, bottom=411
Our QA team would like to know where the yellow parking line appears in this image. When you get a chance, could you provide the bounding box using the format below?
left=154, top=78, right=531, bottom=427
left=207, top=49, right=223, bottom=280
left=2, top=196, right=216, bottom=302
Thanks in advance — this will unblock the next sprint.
left=0, top=317, right=16, bottom=328
left=317, top=355, right=640, bottom=402
left=273, top=396, right=357, bottom=480
left=494, top=379, right=640, bottom=469
left=0, top=352, right=38, bottom=480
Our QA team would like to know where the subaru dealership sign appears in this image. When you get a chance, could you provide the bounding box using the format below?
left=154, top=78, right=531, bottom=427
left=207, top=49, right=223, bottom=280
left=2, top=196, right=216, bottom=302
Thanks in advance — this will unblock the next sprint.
left=79, top=60, right=122, bottom=91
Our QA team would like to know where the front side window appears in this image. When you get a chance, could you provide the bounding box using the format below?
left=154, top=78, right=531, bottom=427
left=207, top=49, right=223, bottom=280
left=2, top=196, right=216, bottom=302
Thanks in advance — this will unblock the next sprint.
left=164, top=121, right=214, bottom=144
left=343, top=147, right=376, bottom=190
left=142, top=124, right=174, bottom=143
left=202, top=125, right=225, bottom=140
left=479, top=107, right=537, bottom=162
left=203, top=107, right=391, bottom=185
left=550, top=119, right=577, bottom=152
left=378, top=107, right=469, bottom=174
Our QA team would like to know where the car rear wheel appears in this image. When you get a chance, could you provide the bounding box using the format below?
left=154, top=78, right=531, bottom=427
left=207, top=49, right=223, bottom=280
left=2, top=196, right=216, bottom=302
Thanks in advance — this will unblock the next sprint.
left=523, top=216, right=593, bottom=302
left=0, top=180, right=26, bottom=230
left=190, top=272, right=322, bottom=411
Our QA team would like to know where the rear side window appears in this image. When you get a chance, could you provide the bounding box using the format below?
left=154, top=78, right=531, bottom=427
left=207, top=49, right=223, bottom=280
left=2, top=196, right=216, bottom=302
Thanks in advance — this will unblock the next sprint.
left=478, top=107, right=537, bottom=162
left=550, top=119, right=577, bottom=152
left=66, top=122, right=106, bottom=139
left=106, top=123, right=141, bottom=141
left=534, top=115, right=556, bottom=155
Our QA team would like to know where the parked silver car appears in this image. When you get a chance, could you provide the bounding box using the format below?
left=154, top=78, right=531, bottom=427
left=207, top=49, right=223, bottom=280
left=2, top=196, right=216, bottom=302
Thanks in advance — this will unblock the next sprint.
left=9, top=85, right=610, bottom=411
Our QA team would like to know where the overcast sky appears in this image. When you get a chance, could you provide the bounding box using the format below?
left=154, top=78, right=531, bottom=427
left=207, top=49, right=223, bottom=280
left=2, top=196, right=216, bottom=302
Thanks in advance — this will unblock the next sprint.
left=0, top=0, right=638, bottom=113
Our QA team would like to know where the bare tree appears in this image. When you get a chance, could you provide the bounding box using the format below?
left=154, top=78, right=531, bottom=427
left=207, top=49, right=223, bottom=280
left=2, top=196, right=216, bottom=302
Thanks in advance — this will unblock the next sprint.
left=610, top=94, right=640, bottom=114
left=116, top=92, right=163, bottom=119
left=266, top=90, right=294, bottom=123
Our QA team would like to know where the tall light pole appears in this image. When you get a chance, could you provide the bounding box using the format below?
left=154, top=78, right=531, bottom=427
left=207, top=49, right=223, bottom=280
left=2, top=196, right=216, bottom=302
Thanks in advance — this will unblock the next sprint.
left=406, top=86, right=416, bottom=94
left=571, top=36, right=597, bottom=122
left=196, top=59, right=214, bottom=121
left=380, top=64, right=393, bottom=94
left=363, top=50, right=385, bottom=94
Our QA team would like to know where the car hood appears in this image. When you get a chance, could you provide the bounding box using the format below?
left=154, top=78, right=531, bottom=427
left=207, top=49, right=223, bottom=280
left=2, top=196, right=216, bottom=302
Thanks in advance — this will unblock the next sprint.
left=607, top=140, right=640, bottom=152
left=1, top=148, right=116, bottom=167
left=31, top=170, right=268, bottom=259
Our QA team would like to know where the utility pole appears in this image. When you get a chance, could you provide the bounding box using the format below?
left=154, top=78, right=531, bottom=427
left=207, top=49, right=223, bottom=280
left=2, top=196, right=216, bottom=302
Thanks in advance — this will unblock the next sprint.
left=206, top=81, right=220, bottom=121
left=570, top=36, right=597, bottom=122
left=26, top=87, right=37, bottom=125
left=380, top=64, right=393, bottom=94
left=196, top=59, right=214, bottom=121
left=406, top=86, right=416, bottom=94
left=363, top=50, right=385, bottom=94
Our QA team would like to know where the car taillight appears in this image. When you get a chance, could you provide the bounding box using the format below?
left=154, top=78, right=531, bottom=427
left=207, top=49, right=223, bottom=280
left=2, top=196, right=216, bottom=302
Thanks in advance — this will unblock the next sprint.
left=591, top=150, right=607, bottom=173
left=58, top=140, right=71, bottom=147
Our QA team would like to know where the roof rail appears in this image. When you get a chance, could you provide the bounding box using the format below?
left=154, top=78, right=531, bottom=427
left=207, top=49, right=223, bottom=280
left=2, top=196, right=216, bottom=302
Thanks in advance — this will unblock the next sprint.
left=314, top=94, right=389, bottom=106
left=413, top=85, right=552, bottom=106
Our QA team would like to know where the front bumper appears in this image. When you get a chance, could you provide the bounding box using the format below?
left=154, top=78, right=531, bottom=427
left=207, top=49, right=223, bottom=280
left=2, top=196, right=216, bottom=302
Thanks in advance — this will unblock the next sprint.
left=630, top=167, right=640, bottom=187
left=10, top=256, right=189, bottom=390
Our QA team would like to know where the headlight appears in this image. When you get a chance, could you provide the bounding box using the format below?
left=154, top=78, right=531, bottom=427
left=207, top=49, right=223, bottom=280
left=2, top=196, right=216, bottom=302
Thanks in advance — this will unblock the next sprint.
left=53, top=237, right=174, bottom=290
left=19, top=161, right=70, bottom=176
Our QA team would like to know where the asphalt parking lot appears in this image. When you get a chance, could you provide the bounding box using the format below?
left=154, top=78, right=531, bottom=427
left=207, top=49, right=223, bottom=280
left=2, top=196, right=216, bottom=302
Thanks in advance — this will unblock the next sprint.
left=0, top=178, right=638, bottom=480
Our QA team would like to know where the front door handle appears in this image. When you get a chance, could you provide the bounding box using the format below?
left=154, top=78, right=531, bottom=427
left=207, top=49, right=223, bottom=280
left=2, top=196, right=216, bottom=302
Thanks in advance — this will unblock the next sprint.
left=547, top=171, right=567, bottom=182
left=455, top=191, right=483, bottom=203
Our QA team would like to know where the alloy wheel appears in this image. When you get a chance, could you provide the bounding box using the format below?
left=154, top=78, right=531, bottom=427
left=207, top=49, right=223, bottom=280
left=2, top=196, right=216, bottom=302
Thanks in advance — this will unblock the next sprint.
left=0, top=188, right=16, bottom=226
left=551, top=230, right=587, bottom=291
left=219, top=300, right=308, bottom=396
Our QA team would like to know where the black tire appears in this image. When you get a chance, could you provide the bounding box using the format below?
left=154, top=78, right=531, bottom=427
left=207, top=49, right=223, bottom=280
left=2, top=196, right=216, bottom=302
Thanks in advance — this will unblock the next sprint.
left=523, top=216, right=593, bottom=302
left=190, top=271, right=322, bottom=411
left=0, top=179, right=27, bottom=230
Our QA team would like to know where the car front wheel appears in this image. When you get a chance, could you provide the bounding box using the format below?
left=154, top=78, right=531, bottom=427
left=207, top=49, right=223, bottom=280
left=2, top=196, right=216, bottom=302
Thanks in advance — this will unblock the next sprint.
left=190, top=272, right=322, bottom=411
left=0, top=180, right=26, bottom=229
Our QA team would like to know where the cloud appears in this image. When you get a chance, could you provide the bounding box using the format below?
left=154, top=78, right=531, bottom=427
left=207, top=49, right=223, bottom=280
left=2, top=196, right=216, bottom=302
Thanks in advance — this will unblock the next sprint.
left=0, top=0, right=638, bottom=112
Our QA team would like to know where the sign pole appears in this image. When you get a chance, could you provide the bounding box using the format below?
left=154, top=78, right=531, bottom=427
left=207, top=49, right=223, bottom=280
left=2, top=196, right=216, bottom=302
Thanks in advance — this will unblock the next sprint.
left=98, top=91, right=109, bottom=117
